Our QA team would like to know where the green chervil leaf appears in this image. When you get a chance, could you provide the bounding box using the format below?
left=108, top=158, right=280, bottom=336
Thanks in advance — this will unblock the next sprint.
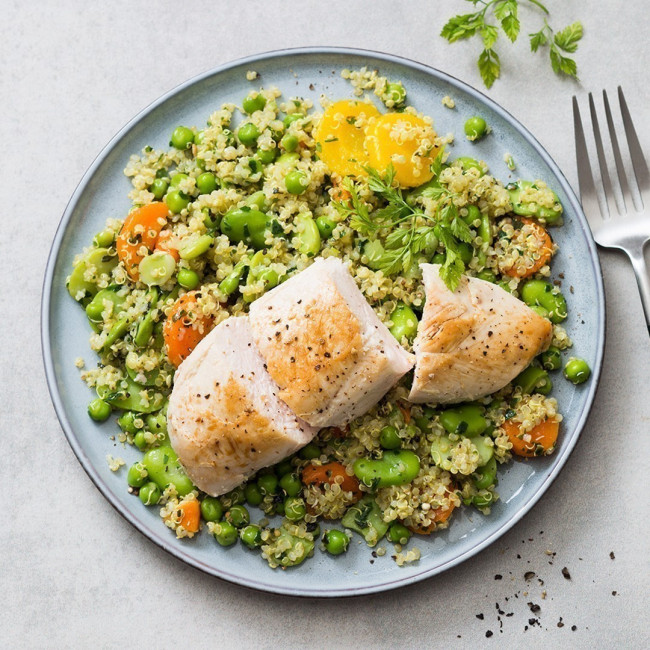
left=478, top=48, right=501, bottom=89
left=553, top=21, right=583, bottom=53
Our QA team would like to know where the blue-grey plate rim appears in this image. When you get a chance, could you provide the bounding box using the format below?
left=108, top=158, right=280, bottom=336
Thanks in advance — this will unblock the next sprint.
left=41, top=46, right=605, bottom=597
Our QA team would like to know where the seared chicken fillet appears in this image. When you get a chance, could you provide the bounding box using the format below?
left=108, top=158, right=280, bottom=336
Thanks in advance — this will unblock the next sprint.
left=409, top=264, right=553, bottom=404
left=248, top=257, right=414, bottom=427
left=167, top=316, right=318, bottom=496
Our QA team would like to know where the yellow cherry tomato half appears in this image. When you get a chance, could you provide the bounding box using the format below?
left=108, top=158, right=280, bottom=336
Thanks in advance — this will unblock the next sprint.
left=365, top=113, right=439, bottom=188
left=315, top=100, right=380, bottom=178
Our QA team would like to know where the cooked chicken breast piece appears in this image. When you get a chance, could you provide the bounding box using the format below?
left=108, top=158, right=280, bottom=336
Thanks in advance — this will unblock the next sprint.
left=248, top=257, right=414, bottom=427
left=409, top=263, right=553, bottom=404
left=167, top=316, right=318, bottom=496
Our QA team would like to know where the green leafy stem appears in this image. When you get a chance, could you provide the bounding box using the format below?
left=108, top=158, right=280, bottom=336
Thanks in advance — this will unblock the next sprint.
left=441, top=0, right=583, bottom=88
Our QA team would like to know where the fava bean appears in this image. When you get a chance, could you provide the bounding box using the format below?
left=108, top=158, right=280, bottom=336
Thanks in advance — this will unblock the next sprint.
left=472, top=436, right=494, bottom=466
left=93, top=229, right=115, bottom=247
left=220, top=207, right=268, bottom=249
left=142, top=446, right=194, bottom=496
left=514, top=365, right=552, bottom=394
left=85, top=287, right=126, bottom=322
left=520, top=279, right=567, bottom=323
left=178, top=234, right=214, bottom=260
left=439, top=404, right=488, bottom=437
left=138, top=251, right=176, bottom=286
left=353, top=450, right=421, bottom=488
left=294, top=214, right=321, bottom=256
left=455, top=156, right=485, bottom=175
left=67, top=247, right=118, bottom=301
left=389, top=303, right=419, bottom=343
left=219, top=259, right=249, bottom=296
left=507, top=181, right=563, bottom=223
left=340, top=495, right=389, bottom=546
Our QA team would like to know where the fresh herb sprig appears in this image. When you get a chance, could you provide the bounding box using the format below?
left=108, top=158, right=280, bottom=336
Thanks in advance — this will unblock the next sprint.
left=335, top=163, right=474, bottom=291
left=441, top=0, right=583, bottom=88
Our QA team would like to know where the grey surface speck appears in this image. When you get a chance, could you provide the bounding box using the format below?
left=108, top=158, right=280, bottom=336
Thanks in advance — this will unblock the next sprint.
left=1, top=0, right=649, bottom=647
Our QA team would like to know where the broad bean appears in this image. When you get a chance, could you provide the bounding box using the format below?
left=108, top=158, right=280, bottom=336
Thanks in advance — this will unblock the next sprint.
left=142, top=446, right=194, bottom=496
left=353, top=450, right=420, bottom=488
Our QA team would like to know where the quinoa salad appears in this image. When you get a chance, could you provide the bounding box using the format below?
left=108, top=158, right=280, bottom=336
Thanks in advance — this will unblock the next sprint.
left=67, top=67, right=591, bottom=570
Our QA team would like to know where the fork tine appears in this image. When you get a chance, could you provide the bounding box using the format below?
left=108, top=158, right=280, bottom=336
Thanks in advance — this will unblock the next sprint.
left=618, top=86, right=650, bottom=209
left=589, top=92, right=620, bottom=216
left=602, top=90, right=631, bottom=213
left=573, top=96, right=605, bottom=226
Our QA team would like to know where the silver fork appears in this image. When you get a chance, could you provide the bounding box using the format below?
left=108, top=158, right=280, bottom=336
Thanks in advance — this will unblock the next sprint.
left=573, top=87, right=650, bottom=335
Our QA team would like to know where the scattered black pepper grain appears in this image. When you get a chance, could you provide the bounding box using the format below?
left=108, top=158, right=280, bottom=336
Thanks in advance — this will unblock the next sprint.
left=476, top=613, right=484, bottom=620
left=495, top=574, right=503, bottom=580
left=486, top=631, right=493, bottom=638
left=612, top=591, right=617, bottom=596
left=571, top=625, right=577, bottom=631
left=610, top=551, right=615, bottom=560
left=558, top=621, right=564, bottom=628
left=562, top=567, right=572, bottom=580
left=524, top=571, right=536, bottom=581
left=528, top=602, right=541, bottom=614
left=517, top=554, right=521, bottom=559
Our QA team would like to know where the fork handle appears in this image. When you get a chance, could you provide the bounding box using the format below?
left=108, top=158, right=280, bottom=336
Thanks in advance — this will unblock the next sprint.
left=626, top=245, right=650, bottom=336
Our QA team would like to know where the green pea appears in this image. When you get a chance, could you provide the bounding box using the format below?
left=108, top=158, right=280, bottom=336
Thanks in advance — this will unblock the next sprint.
left=237, top=122, right=260, bottom=146
left=256, top=147, right=277, bottom=164
left=294, top=214, right=321, bottom=256
left=414, top=416, right=431, bottom=433
left=257, top=473, right=278, bottom=495
left=386, top=82, right=406, bottom=106
left=275, top=152, right=300, bottom=168
left=213, top=520, right=238, bottom=546
left=220, top=486, right=246, bottom=508
left=93, top=229, right=115, bottom=247
left=379, top=425, right=402, bottom=450
left=133, top=431, right=147, bottom=451
left=196, top=172, right=217, bottom=194
left=283, top=113, right=304, bottom=128
left=139, top=482, right=161, bottom=506
left=240, top=524, right=263, bottom=549
left=564, top=358, right=591, bottom=384
left=440, top=404, right=488, bottom=437
left=178, top=234, right=214, bottom=260
left=540, top=346, right=562, bottom=371
left=194, top=130, right=205, bottom=145
left=244, top=483, right=264, bottom=506
left=142, top=446, right=194, bottom=496
left=145, top=412, right=167, bottom=437
left=323, top=529, right=350, bottom=555
left=88, top=398, right=111, bottom=422
left=463, top=204, right=481, bottom=227
left=220, top=207, right=268, bottom=249
left=507, top=181, right=563, bottom=223
left=315, top=216, right=336, bottom=239
left=200, top=497, right=223, bottom=522
left=165, top=190, right=190, bottom=214
left=514, top=365, right=552, bottom=395
left=472, top=457, right=497, bottom=490
left=170, top=126, right=194, bottom=150
left=520, top=279, right=567, bottom=323
left=169, top=173, right=188, bottom=188
left=432, top=252, right=445, bottom=265
left=387, top=522, right=411, bottom=544
left=127, top=462, right=148, bottom=488
left=118, top=410, right=141, bottom=435
left=155, top=168, right=169, bottom=179
left=279, top=473, right=302, bottom=497
left=298, top=443, right=321, bottom=460
left=177, top=268, right=200, bottom=290
left=284, top=496, right=306, bottom=521
left=353, top=450, right=421, bottom=488
left=242, top=92, right=267, bottom=114
left=97, top=376, right=164, bottom=412
left=472, top=492, right=494, bottom=508
left=281, top=134, right=299, bottom=152
left=477, top=269, right=497, bottom=282
left=285, top=170, right=309, bottom=195
left=85, top=288, right=126, bottom=322
left=139, top=251, right=176, bottom=286
left=455, top=157, right=485, bottom=175
left=226, top=504, right=250, bottom=528
left=464, top=116, right=488, bottom=141
left=147, top=178, right=167, bottom=200
left=389, top=303, right=419, bottom=343
left=219, top=259, right=249, bottom=296
left=274, top=458, right=294, bottom=477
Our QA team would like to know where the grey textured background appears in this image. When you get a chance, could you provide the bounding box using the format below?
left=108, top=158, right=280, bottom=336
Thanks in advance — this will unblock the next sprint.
left=1, top=1, right=649, bottom=647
